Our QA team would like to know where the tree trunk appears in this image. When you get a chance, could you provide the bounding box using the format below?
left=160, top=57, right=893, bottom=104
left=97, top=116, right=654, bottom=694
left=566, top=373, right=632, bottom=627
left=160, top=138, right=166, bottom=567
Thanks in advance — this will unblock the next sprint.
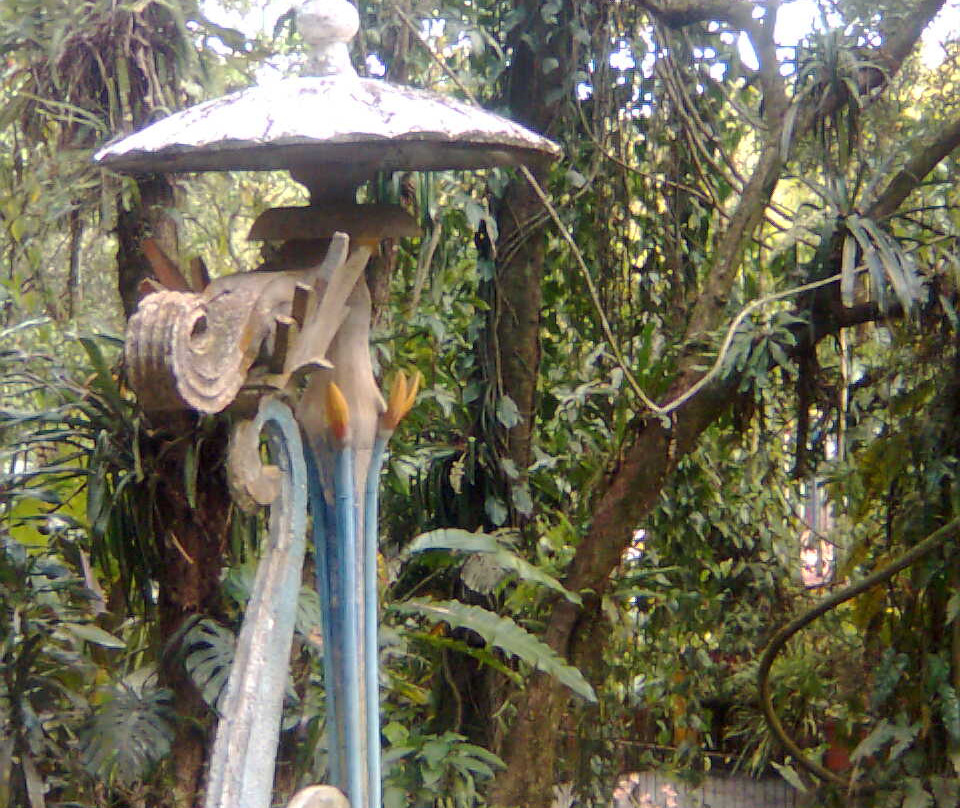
left=116, top=178, right=231, bottom=807
left=482, top=0, right=569, bottom=477
left=150, top=417, right=232, bottom=808
left=116, top=175, right=180, bottom=319
left=488, top=174, right=547, bottom=476
left=490, top=377, right=733, bottom=807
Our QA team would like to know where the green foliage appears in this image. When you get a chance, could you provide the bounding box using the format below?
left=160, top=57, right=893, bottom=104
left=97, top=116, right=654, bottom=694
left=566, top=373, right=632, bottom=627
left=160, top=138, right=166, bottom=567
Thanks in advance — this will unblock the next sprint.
left=589, top=429, right=828, bottom=777
left=0, top=535, right=99, bottom=805
left=724, top=311, right=805, bottom=391
left=402, top=528, right=580, bottom=604
left=80, top=676, right=175, bottom=787
left=843, top=213, right=925, bottom=313
left=3, top=1, right=960, bottom=806
left=382, top=726, right=504, bottom=808
left=789, top=26, right=887, bottom=168
left=0, top=328, right=192, bottom=804
left=1, top=327, right=168, bottom=611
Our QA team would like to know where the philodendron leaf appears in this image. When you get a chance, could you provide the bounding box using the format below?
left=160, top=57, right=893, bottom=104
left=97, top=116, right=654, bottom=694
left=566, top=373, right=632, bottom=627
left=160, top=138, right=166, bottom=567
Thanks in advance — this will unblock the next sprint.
left=182, top=618, right=235, bottom=711
left=403, top=529, right=581, bottom=604
left=393, top=597, right=596, bottom=702
left=80, top=683, right=174, bottom=786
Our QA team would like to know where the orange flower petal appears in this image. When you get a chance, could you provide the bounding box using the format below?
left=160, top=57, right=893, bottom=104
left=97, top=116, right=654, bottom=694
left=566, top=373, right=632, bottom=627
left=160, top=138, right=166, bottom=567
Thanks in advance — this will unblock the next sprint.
left=325, top=381, right=350, bottom=442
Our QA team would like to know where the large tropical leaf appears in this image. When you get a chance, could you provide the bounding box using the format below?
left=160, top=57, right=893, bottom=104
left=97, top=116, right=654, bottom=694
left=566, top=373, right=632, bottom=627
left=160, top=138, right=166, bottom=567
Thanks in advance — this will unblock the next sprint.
left=180, top=617, right=235, bottom=711
left=79, top=680, right=174, bottom=786
left=392, top=598, right=596, bottom=702
left=405, top=631, right=522, bottom=684
left=402, top=528, right=581, bottom=604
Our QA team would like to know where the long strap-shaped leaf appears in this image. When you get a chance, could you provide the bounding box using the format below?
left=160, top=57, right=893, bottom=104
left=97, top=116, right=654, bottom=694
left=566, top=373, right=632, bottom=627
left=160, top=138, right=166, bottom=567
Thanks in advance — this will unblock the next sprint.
left=205, top=397, right=308, bottom=808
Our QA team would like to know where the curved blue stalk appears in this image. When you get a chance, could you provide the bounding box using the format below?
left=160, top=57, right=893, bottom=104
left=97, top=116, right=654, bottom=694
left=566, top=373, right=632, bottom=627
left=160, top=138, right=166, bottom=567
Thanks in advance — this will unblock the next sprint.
left=205, top=398, right=307, bottom=808
left=363, top=433, right=389, bottom=808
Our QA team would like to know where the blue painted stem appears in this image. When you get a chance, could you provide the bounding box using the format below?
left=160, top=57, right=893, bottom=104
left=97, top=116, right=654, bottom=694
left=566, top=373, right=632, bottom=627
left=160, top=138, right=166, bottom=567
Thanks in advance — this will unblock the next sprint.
left=334, top=444, right=365, bottom=807
left=364, top=433, right=389, bottom=808
left=305, top=425, right=388, bottom=808
left=304, top=446, right=341, bottom=787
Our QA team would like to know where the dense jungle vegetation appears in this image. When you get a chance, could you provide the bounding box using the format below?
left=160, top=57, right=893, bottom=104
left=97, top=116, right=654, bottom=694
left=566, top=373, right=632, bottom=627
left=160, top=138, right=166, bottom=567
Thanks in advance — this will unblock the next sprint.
left=3, top=1, right=960, bottom=806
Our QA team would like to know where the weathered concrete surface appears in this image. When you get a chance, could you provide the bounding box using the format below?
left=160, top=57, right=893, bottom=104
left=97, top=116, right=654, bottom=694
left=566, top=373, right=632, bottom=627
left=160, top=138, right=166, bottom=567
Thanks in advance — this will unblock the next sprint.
left=93, top=75, right=561, bottom=175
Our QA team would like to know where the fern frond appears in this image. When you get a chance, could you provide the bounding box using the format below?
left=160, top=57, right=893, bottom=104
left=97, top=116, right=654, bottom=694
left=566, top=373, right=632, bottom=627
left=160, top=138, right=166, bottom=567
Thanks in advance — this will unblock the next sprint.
left=392, top=598, right=596, bottom=702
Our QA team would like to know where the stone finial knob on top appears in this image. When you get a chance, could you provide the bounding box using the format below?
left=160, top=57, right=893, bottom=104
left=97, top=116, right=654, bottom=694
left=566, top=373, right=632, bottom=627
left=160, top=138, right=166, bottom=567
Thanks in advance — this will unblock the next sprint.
left=299, top=0, right=360, bottom=77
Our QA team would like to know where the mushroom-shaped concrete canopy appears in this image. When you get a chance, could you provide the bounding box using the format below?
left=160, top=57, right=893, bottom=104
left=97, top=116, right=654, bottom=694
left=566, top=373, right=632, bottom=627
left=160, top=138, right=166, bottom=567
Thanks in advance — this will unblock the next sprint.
left=92, top=0, right=560, bottom=180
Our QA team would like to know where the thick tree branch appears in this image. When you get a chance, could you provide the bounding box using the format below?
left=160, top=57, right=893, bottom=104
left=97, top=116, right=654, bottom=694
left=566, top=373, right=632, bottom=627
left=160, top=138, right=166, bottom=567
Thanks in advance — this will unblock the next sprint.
left=637, top=0, right=754, bottom=29
left=879, top=0, right=947, bottom=75
left=683, top=4, right=787, bottom=343
left=868, top=115, right=960, bottom=221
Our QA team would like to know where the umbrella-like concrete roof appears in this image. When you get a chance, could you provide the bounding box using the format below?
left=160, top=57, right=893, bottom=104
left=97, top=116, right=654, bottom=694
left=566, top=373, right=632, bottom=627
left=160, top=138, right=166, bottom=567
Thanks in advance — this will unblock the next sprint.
left=93, top=0, right=560, bottom=176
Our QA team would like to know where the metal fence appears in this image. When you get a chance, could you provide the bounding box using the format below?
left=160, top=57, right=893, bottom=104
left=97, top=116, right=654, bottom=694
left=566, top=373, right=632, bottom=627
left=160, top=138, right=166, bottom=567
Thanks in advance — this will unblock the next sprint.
left=612, top=771, right=798, bottom=808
